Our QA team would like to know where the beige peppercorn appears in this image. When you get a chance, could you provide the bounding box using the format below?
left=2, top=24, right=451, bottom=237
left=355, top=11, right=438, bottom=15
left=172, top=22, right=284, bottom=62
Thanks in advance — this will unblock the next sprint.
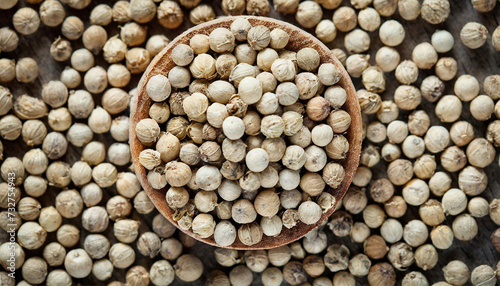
left=295, top=1, right=323, bottom=29
left=435, top=95, right=462, bottom=123
left=398, top=0, right=421, bottom=20
left=435, top=57, right=458, bottom=81
left=333, top=7, right=357, bottom=32
left=316, top=20, right=337, bottom=43
left=379, top=20, right=405, bottom=47
left=493, top=26, right=500, bottom=51
left=440, top=146, right=467, bottom=172
left=421, top=0, right=450, bottom=24
left=50, top=37, right=72, bottom=62
left=222, top=0, right=246, bottom=15
left=273, top=0, right=299, bottom=14
left=57, top=224, right=80, bottom=248
left=466, top=138, right=495, bottom=168
left=345, top=29, right=371, bottom=54
left=455, top=74, right=480, bottom=101
left=412, top=42, right=438, bottom=69
left=13, top=7, right=40, bottom=35
left=357, top=8, right=381, bottom=32
left=157, top=1, right=184, bottom=29
left=461, top=22, right=488, bottom=49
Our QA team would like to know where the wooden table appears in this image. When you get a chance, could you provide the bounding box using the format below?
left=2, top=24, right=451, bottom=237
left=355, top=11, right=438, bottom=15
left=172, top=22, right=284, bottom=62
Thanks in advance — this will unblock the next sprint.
left=0, top=0, right=499, bottom=285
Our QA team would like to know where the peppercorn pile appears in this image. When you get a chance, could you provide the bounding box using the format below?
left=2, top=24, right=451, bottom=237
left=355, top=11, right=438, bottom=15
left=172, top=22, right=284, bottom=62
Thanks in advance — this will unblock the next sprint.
left=0, top=0, right=499, bottom=285
left=136, top=19, right=353, bottom=247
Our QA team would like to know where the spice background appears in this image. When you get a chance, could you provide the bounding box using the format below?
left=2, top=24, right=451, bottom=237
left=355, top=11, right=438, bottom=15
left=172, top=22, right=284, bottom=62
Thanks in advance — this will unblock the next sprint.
left=0, top=0, right=500, bottom=285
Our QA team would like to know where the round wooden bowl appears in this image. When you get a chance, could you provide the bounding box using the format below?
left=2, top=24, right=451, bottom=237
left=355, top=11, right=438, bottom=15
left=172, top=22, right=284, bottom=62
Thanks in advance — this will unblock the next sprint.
left=130, top=16, right=362, bottom=250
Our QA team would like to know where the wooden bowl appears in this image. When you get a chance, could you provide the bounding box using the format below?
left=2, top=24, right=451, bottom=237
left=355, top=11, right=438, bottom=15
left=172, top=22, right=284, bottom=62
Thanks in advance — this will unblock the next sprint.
left=130, top=16, right=362, bottom=250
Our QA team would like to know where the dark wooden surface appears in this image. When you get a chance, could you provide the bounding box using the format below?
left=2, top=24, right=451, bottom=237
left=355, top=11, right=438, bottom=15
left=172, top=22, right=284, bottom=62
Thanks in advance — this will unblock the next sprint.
left=0, top=0, right=499, bottom=285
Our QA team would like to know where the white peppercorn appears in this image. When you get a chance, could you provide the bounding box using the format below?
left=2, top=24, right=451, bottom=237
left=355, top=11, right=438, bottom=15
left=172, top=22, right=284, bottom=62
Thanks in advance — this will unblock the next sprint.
left=459, top=166, right=488, bottom=196
left=136, top=232, right=161, bottom=258
left=440, top=146, right=467, bottom=173
left=83, top=66, right=107, bottom=95
left=394, top=0, right=419, bottom=20
left=442, top=188, right=467, bottom=215
left=125, top=266, right=149, bottom=286
left=38, top=206, right=62, bottom=233
left=313, top=19, right=336, bottom=43
left=69, top=161, right=92, bottom=187
left=134, top=191, right=155, bottom=215
left=470, top=95, right=494, bottom=121
left=421, top=0, right=450, bottom=24
left=467, top=138, right=495, bottom=168
left=54, top=189, right=83, bottom=219
left=23, top=176, right=46, bottom=198
left=452, top=214, right=478, bottom=241
left=18, top=221, right=46, bottom=250
left=173, top=254, right=204, bottom=282
left=105, top=64, right=130, bottom=87
left=394, top=61, right=419, bottom=86
left=441, top=260, right=470, bottom=286
left=356, top=8, right=380, bottom=32
left=89, top=259, right=113, bottom=282
left=430, top=30, right=455, bottom=53
left=109, top=243, right=136, bottom=269
left=461, top=22, right=488, bottom=49
left=87, top=4, right=112, bottom=26
left=484, top=75, right=500, bottom=99
left=418, top=79, right=443, bottom=109
left=344, top=29, right=371, bottom=55
left=435, top=95, right=462, bottom=123
left=125, top=47, right=150, bottom=74
left=471, top=265, right=497, bottom=286
left=22, top=148, right=48, bottom=175
left=113, top=219, right=139, bottom=244
left=71, top=48, right=94, bottom=72
left=47, top=108, right=71, bottom=132
left=81, top=183, right=103, bottom=207
left=429, top=225, right=454, bottom=250
left=0, top=58, right=15, bottom=82
left=56, top=224, right=79, bottom=248
left=90, top=162, right=117, bottom=188
left=13, top=7, right=40, bottom=35
left=0, top=242, right=24, bottom=270
left=454, top=74, right=480, bottom=102
left=376, top=47, right=400, bottom=73
left=378, top=21, right=405, bottom=47
left=82, top=234, right=110, bottom=261
left=412, top=43, right=438, bottom=70
left=41, top=242, right=66, bottom=268
left=295, top=1, right=323, bottom=28
left=45, top=161, right=71, bottom=189
left=380, top=143, right=400, bottom=163
left=19, top=119, right=47, bottom=146
left=106, top=195, right=132, bottom=221
left=0, top=0, right=16, bottom=9
left=189, top=54, right=216, bottom=80
left=116, top=172, right=141, bottom=198
left=50, top=37, right=72, bottom=62
left=81, top=206, right=109, bottom=233
left=431, top=58, right=456, bottom=83
left=331, top=7, right=356, bottom=33
left=21, top=257, right=47, bottom=284
left=63, top=249, right=92, bottom=279
left=468, top=197, right=490, bottom=218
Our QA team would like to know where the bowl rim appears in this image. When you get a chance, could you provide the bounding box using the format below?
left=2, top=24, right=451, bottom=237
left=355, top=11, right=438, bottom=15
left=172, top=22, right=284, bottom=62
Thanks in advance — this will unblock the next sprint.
left=130, top=15, right=362, bottom=250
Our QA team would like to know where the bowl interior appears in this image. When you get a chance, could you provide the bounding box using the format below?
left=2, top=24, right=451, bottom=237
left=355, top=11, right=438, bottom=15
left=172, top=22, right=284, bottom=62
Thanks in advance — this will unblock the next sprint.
left=130, top=16, right=362, bottom=250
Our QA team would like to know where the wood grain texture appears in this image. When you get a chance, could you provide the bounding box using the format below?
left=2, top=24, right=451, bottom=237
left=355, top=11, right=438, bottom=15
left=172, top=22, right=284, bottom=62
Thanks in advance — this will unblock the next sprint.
left=0, top=0, right=498, bottom=285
